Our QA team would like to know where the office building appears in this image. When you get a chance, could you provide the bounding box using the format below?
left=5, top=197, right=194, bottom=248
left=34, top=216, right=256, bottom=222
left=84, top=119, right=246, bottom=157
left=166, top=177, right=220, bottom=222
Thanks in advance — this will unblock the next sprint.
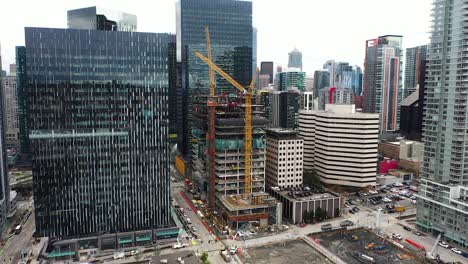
left=313, top=70, right=330, bottom=99
left=306, top=77, right=314, bottom=92
left=1, top=65, right=19, bottom=147
left=260, top=61, right=274, bottom=84
left=323, top=60, right=336, bottom=87
left=416, top=0, right=468, bottom=247
left=400, top=89, right=423, bottom=140
left=269, top=90, right=300, bottom=129
left=288, top=48, right=302, bottom=70
left=270, top=187, right=342, bottom=224
left=301, top=91, right=315, bottom=110
left=404, top=45, right=427, bottom=98
left=363, top=35, right=403, bottom=133
left=26, top=23, right=174, bottom=240
left=258, top=74, right=270, bottom=89
left=276, top=69, right=306, bottom=91
left=265, top=128, right=303, bottom=188
left=318, top=87, right=353, bottom=110
left=67, top=6, right=137, bottom=31
left=257, top=89, right=271, bottom=119
left=299, top=105, right=379, bottom=188
left=0, top=44, right=9, bottom=231
left=15, top=46, right=30, bottom=155
left=176, top=0, right=253, bottom=158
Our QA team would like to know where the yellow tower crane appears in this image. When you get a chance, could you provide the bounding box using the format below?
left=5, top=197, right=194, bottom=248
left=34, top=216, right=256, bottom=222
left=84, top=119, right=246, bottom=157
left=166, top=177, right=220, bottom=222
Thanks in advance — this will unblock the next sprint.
left=195, top=50, right=259, bottom=196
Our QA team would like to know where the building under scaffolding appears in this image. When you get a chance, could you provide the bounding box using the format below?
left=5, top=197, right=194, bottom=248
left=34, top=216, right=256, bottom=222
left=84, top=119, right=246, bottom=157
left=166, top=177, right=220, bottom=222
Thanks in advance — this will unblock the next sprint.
left=191, top=91, right=280, bottom=229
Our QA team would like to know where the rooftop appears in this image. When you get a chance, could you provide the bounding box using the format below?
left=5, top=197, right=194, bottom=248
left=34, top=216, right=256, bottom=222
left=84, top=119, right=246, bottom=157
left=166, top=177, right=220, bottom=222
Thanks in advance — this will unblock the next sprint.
left=220, top=192, right=278, bottom=211
left=271, top=186, right=339, bottom=202
left=265, top=127, right=301, bottom=139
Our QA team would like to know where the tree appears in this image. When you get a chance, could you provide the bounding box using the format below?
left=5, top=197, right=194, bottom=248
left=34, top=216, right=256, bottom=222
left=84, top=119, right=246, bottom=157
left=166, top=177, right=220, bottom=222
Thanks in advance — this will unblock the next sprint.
left=315, top=207, right=328, bottom=222
left=201, top=252, right=209, bottom=263
left=334, top=207, right=340, bottom=217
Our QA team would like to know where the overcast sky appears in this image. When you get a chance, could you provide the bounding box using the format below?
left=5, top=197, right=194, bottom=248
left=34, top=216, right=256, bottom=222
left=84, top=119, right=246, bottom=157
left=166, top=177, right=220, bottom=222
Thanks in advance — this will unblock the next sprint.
left=0, top=0, right=431, bottom=75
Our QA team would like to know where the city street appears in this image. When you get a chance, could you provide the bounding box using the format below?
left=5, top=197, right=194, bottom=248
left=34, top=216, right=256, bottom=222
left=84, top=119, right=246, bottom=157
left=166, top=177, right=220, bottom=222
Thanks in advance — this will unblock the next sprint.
left=0, top=209, right=34, bottom=264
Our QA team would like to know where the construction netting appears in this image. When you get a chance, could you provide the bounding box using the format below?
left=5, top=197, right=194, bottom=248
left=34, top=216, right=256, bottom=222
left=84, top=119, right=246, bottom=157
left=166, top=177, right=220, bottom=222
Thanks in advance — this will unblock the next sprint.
left=214, top=138, right=265, bottom=150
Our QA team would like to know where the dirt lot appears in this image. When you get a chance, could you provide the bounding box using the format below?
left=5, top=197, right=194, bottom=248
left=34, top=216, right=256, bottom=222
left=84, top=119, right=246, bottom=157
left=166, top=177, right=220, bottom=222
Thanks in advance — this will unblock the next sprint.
left=241, top=239, right=332, bottom=264
left=312, top=228, right=432, bottom=264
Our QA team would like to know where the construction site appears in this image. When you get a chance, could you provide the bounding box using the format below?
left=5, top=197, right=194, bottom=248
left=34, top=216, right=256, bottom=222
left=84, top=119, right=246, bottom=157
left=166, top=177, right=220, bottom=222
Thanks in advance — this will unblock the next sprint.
left=311, top=228, right=434, bottom=264
left=241, top=239, right=333, bottom=264
left=190, top=92, right=280, bottom=230
left=188, top=29, right=280, bottom=232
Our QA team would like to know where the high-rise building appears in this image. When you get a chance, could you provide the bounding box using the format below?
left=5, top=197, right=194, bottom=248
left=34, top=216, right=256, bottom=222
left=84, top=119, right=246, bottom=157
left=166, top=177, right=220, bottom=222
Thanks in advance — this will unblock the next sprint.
left=258, top=74, right=270, bottom=89
left=288, top=48, right=302, bottom=70
left=313, top=70, right=330, bottom=99
left=318, top=87, right=353, bottom=110
left=265, top=128, right=303, bottom=188
left=15, top=46, right=30, bottom=155
left=305, top=77, right=314, bottom=92
left=299, top=105, right=379, bottom=188
left=1, top=65, right=19, bottom=147
left=323, top=60, right=336, bottom=87
left=399, top=90, right=422, bottom=140
left=0, top=43, right=10, bottom=231
left=253, top=27, right=257, bottom=75
left=176, top=0, right=253, bottom=158
left=275, top=69, right=306, bottom=91
left=67, top=6, right=137, bottom=32
left=269, top=90, right=300, bottom=129
left=257, top=89, right=271, bottom=118
left=404, top=45, right=427, bottom=98
left=260, top=61, right=274, bottom=84
left=416, top=0, right=468, bottom=246
left=301, top=91, right=315, bottom=110
left=26, top=25, right=174, bottom=239
left=363, top=35, right=403, bottom=133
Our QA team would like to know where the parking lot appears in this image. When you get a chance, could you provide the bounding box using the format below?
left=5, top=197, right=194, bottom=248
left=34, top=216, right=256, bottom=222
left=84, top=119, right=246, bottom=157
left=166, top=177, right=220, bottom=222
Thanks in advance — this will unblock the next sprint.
left=312, top=228, right=431, bottom=264
left=240, top=239, right=332, bottom=264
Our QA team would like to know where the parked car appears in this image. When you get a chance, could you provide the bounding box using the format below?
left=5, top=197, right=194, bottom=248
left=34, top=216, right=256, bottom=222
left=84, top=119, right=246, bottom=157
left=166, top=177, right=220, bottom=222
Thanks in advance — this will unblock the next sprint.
left=229, top=245, right=238, bottom=255
left=321, top=223, right=332, bottom=231
left=412, top=230, right=422, bottom=236
left=349, top=209, right=356, bottom=214
left=403, top=226, right=411, bottom=231
left=340, top=220, right=354, bottom=227
left=451, top=248, right=462, bottom=254
left=392, top=233, right=403, bottom=240
left=438, top=241, right=450, bottom=248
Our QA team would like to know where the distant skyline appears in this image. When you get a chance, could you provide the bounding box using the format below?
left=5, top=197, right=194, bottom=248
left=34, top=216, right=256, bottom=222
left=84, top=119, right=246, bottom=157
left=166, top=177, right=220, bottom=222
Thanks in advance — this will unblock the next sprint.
left=0, top=0, right=431, bottom=75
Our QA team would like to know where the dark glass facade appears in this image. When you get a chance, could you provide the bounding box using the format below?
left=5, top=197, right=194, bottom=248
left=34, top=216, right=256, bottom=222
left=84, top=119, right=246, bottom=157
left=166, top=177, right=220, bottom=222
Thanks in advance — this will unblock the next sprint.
left=25, top=27, right=173, bottom=238
left=313, top=70, right=330, bottom=98
left=260, top=61, right=274, bottom=84
left=0, top=45, right=9, bottom=229
left=16, top=46, right=30, bottom=155
left=176, top=0, right=253, bottom=158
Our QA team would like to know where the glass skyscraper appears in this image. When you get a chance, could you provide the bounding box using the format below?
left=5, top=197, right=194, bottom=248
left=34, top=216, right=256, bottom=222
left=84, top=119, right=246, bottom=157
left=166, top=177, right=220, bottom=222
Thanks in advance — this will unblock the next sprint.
left=176, top=0, right=253, bottom=158
left=67, top=6, right=137, bottom=32
left=288, top=48, right=302, bottom=71
left=416, top=0, right=468, bottom=247
left=26, top=27, right=173, bottom=238
left=404, top=45, right=427, bottom=98
left=363, top=35, right=403, bottom=133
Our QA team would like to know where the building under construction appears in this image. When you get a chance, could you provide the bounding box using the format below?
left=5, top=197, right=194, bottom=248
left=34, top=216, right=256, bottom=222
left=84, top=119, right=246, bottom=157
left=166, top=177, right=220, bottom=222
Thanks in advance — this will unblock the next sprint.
left=191, top=91, right=280, bottom=229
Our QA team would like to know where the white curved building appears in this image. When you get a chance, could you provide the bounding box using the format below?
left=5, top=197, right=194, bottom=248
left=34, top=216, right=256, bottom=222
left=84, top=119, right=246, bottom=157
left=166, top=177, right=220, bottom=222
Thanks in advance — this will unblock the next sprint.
left=299, top=104, right=379, bottom=188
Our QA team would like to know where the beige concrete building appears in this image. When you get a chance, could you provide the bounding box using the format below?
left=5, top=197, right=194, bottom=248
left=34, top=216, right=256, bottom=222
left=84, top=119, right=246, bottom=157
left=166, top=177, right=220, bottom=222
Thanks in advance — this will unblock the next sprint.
left=265, top=128, right=303, bottom=188
left=1, top=65, right=19, bottom=147
left=299, top=104, right=379, bottom=188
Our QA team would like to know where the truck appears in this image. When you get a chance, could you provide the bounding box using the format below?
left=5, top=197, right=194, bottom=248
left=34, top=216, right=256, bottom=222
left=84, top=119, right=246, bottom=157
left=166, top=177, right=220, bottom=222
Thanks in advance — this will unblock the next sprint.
left=113, top=252, right=125, bottom=260
left=321, top=223, right=332, bottom=231
left=395, top=205, right=406, bottom=212
left=340, top=220, right=354, bottom=227
left=220, top=250, right=232, bottom=262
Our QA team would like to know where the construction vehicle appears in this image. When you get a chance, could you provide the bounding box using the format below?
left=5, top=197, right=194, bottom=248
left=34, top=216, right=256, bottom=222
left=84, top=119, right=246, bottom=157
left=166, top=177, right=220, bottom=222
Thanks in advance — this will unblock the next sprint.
left=195, top=28, right=259, bottom=204
left=426, top=233, right=442, bottom=260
